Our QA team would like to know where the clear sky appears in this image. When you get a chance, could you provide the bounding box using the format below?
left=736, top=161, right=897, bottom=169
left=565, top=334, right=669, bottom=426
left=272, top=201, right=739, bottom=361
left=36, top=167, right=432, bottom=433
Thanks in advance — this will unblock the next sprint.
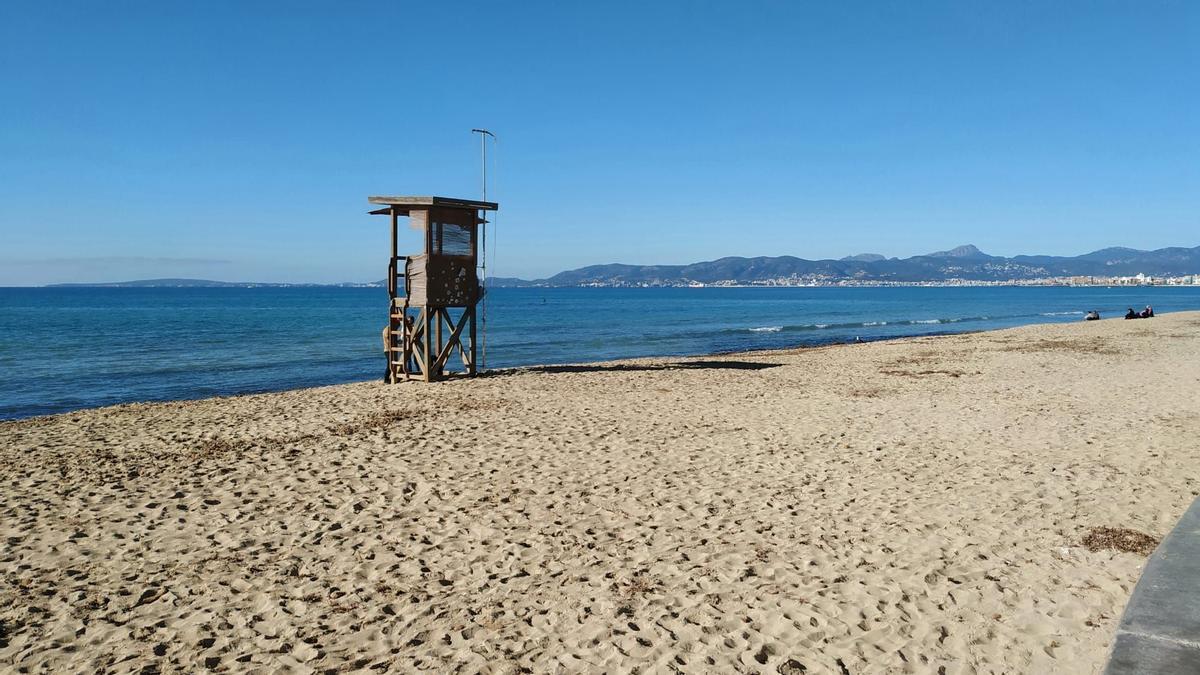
left=1, top=2, right=1197, bottom=284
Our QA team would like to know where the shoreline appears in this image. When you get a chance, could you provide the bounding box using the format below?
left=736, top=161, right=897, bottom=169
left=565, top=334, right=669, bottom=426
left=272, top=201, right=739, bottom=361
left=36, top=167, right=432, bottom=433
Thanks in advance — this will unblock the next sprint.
left=1, top=309, right=1185, bottom=423
left=0, top=324, right=1039, bottom=423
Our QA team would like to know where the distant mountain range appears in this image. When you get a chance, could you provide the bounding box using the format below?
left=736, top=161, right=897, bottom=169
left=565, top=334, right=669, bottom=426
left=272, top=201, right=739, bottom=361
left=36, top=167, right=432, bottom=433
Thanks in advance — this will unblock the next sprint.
left=43, top=244, right=1200, bottom=288
left=489, top=244, right=1200, bottom=287
left=47, top=278, right=377, bottom=288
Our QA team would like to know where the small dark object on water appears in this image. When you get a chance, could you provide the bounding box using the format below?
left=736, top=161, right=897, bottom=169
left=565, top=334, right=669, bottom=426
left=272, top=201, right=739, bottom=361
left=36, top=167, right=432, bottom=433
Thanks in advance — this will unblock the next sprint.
left=1081, top=526, right=1159, bottom=556
left=854, top=336, right=864, bottom=344
left=1084, top=310, right=1100, bottom=321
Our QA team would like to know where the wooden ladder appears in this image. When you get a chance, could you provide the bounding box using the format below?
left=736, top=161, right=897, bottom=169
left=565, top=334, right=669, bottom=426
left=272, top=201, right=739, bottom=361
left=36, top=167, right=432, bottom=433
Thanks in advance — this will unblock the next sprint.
left=384, top=255, right=420, bottom=382
left=386, top=297, right=410, bottom=382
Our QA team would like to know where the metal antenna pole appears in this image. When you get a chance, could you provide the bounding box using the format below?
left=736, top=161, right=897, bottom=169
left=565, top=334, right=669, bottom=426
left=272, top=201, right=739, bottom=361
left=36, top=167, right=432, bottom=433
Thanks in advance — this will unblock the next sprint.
left=471, top=128, right=494, bottom=201
left=470, top=129, right=495, bottom=372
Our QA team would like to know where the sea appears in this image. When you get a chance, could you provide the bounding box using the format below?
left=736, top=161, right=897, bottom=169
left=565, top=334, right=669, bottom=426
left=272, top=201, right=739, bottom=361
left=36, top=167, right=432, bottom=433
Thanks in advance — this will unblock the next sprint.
left=2, top=285, right=1199, bottom=420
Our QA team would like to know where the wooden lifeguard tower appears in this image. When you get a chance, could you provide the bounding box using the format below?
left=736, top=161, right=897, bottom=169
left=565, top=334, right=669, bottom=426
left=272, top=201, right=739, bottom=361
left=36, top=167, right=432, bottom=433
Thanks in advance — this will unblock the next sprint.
left=369, top=196, right=498, bottom=382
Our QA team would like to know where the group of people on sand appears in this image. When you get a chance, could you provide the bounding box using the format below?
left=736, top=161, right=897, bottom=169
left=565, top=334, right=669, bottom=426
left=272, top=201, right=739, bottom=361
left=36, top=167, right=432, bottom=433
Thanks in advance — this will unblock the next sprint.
left=1083, top=306, right=1155, bottom=321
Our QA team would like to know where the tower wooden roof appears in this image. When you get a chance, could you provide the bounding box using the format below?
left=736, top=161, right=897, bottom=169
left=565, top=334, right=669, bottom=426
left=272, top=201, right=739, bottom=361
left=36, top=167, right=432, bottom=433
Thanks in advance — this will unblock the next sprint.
left=368, top=195, right=499, bottom=216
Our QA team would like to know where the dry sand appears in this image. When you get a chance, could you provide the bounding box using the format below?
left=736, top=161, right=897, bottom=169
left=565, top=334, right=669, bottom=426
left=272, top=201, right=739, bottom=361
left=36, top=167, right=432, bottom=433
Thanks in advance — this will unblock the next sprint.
left=3, top=312, right=1200, bottom=674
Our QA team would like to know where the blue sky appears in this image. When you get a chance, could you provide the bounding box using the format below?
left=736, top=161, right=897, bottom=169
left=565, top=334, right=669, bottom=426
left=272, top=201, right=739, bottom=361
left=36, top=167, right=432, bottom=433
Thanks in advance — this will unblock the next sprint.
left=1, top=2, right=1196, bottom=284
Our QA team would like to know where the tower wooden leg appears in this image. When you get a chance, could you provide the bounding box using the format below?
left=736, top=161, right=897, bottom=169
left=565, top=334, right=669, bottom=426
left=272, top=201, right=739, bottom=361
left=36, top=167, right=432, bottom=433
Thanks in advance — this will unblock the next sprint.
left=467, top=306, right=477, bottom=376
left=382, top=325, right=392, bottom=383
left=437, top=308, right=446, bottom=380
left=423, top=308, right=434, bottom=382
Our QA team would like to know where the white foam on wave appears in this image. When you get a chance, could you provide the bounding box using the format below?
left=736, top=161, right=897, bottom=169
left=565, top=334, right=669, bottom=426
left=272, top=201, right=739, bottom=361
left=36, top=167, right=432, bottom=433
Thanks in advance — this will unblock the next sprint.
left=749, top=326, right=783, bottom=333
left=814, top=323, right=830, bottom=329
left=863, top=321, right=888, bottom=326
left=1041, top=311, right=1084, bottom=316
left=913, top=319, right=941, bottom=324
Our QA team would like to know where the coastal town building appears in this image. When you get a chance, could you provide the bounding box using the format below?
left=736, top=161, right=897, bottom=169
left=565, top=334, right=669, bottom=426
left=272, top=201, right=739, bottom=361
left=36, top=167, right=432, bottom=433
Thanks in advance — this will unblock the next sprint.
left=569, top=273, right=1200, bottom=289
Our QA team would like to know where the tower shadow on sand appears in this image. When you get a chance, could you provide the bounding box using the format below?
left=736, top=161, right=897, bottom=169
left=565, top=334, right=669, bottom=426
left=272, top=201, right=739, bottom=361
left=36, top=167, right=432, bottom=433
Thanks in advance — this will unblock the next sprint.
left=513, top=360, right=782, bottom=375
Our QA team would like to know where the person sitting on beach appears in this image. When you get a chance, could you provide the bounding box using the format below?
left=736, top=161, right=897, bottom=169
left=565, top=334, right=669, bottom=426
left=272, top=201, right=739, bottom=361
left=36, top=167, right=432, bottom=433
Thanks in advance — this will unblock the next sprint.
left=1141, top=305, right=1154, bottom=318
left=1085, top=310, right=1100, bottom=321
left=1124, top=308, right=1138, bottom=320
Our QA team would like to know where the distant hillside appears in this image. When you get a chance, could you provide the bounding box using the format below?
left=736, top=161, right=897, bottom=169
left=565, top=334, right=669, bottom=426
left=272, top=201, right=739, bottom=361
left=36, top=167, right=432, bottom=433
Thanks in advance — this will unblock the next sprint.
left=487, top=244, right=1200, bottom=287
left=48, top=278, right=382, bottom=288
left=46, top=244, right=1200, bottom=289
left=924, top=244, right=991, bottom=260
left=485, top=276, right=539, bottom=288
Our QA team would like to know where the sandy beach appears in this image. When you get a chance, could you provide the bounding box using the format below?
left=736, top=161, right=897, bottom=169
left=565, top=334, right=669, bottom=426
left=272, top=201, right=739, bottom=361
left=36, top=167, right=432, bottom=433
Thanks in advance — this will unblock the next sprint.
left=2, top=312, right=1199, bottom=674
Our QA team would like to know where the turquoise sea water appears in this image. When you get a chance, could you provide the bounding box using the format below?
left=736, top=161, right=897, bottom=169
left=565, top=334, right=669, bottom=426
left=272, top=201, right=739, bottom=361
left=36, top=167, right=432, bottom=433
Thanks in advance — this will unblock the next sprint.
left=2, top=285, right=1198, bottom=420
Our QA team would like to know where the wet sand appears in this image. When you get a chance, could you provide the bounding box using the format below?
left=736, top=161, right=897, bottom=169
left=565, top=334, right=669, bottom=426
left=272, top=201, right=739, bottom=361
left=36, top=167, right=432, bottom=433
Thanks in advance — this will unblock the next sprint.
left=3, top=312, right=1199, bottom=673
